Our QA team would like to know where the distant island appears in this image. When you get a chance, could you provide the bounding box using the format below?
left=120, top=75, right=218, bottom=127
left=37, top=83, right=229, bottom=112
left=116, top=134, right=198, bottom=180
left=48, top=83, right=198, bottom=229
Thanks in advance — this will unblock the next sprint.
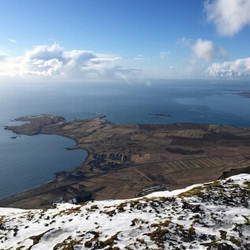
left=1, top=114, right=250, bottom=209
left=237, top=91, right=250, bottom=98
left=149, top=112, right=171, bottom=118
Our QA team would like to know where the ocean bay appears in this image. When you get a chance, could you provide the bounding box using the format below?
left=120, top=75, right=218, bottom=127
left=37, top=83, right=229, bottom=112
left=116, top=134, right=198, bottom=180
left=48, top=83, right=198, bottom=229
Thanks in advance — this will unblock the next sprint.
left=0, top=131, right=88, bottom=199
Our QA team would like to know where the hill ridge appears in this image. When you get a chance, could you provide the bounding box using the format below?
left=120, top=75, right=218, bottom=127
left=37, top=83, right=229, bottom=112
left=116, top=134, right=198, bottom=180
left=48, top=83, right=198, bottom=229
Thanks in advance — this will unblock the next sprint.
left=0, top=174, right=249, bottom=249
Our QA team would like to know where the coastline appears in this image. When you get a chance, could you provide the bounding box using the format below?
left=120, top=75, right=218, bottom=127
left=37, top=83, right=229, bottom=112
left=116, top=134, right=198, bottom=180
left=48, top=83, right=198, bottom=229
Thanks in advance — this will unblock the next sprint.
left=1, top=121, right=88, bottom=201
left=1, top=114, right=250, bottom=209
left=148, top=112, right=171, bottom=118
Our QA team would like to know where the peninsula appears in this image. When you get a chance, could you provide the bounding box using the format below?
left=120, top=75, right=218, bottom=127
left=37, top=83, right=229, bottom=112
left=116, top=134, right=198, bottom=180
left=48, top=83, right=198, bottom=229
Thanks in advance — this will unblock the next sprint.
left=1, top=114, right=250, bottom=209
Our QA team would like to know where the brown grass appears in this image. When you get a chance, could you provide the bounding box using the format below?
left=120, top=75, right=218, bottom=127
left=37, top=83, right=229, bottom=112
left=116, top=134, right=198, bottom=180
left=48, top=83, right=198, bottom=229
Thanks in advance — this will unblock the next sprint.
left=3, top=114, right=250, bottom=209
left=28, top=229, right=53, bottom=249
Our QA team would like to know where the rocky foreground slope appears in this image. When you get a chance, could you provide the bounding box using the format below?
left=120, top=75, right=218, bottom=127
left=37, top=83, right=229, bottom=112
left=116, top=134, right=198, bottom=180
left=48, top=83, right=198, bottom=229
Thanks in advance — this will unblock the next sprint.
left=0, top=174, right=249, bottom=249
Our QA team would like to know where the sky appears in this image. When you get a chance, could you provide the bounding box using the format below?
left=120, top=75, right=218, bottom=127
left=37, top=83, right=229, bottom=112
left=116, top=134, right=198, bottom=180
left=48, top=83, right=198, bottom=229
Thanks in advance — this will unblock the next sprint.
left=0, top=0, right=250, bottom=83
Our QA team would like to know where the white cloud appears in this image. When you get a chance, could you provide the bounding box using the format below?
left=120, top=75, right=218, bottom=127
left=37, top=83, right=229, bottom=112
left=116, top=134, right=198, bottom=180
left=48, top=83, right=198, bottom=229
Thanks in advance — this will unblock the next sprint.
left=177, top=37, right=192, bottom=47
left=207, top=57, right=250, bottom=77
left=159, top=51, right=171, bottom=59
left=0, top=44, right=137, bottom=82
left=191, top=39, right=215, bottom=62
left=134, top=55, right=145, bottom=60
left=190, top=39, right=228, bottom=63
left=8, top=38, right=17, bottom=43
left=204, top=0, right=250, bottom=36
left=176, top=38, right=229, bottom=78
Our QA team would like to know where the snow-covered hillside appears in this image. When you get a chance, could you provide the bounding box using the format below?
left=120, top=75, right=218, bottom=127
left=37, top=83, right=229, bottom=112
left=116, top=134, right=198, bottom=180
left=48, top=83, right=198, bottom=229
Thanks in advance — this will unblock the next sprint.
left=0, top=174, right=249, bottom=250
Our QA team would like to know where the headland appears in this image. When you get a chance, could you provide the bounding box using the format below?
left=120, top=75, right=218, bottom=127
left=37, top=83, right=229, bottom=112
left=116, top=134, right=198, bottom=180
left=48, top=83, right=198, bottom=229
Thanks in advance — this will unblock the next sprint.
left=1, top=114, right=250, bottom=209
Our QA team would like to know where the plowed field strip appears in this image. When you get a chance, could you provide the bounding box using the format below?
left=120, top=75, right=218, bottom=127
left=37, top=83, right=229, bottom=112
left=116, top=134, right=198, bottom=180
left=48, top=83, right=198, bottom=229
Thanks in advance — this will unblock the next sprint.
left=194, top=158, right=212, bottom=168
left=205, top=157, right=224, bottom=166
left=178, top=160, right=192, bottom=169
left=167, top=161, right=180, bottom=170
left=133, top=167, right=153, bottom=182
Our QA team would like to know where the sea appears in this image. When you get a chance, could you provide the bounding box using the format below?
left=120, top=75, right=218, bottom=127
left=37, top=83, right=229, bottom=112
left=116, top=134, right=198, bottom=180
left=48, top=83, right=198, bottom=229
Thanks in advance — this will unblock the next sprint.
left=0, top=79, right=250, bottom=199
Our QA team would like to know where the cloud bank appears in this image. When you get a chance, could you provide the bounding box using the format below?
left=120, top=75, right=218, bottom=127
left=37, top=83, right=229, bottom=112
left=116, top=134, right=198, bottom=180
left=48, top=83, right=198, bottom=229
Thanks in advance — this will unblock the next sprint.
left=191, top=39, right=215, bottom=62
left=0, top=42, right=248, bottom=81
left=179, top=38, right=228, bottom=63
left=207, top=57, right=250, bottom=77
left=0, top=44, right=137, bottom=82
left=204, top=0, right=250, bottom=36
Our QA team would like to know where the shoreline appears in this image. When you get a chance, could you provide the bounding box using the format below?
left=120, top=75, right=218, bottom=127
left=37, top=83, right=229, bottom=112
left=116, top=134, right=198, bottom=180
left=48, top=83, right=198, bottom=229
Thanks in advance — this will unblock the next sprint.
left=1, top=114, right=250, bottom=209
left=1, top=122, right=89, bottom=201
left=148, top=112, right=171, bottom=118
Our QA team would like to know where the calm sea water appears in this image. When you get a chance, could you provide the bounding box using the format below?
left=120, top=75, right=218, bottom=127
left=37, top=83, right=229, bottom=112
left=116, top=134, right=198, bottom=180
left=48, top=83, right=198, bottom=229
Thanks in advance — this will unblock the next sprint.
left=0, top=79, right=250, bottom=199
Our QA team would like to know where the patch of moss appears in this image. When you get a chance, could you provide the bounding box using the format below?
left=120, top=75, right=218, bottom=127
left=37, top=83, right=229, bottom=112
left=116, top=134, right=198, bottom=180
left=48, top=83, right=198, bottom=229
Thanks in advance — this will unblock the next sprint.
left=136, top=238, right=145, bottom=244
left=204, top=241, right=235, bottom=250
left=80, top=200, right=89, bottom=206
left=84, top=231, right=120, bottom=248
left=129, top=200, right=144, bottom=210
left=242, top=215, right=250, bottom=225
left=219, top=230, right=227, bottom=240
left=189, top=226, right=195, bottom=234
left=130, top=218, right=139, bottom=226
left=182, top=201, right=201, bottom=212
left=101, top=232, right=120, bottom=247
left=178, top=186, right=204, bottom=198
left=145, top=227, right=169, bottom=247
left=28, top=228, right=53, bottom=249
left=230, top=236, right=242, bottom=247
left=210, top=235, right=216, bottom=241
left=116, top=202, right=127, bottom=213
left=243, top=181, right=250, bottom=189
left=90, top=205, right=98, bottom=210
left=151, top=220, right=170, bottom=228
left=204, top=180, right=221, bottom=188
left=26, top=212, right=35, bottom=221
left=54, top=206, right=81, bottom=217
left=232, top=223, right=243, bottom=232
left=101, top=209, right=116, bottom=217
left=84, top=236, right=99, bottom=248
left=179, top=179, right=230, bottom=198
left=54, top=239, right=82, bottom=249
left=0, top=216, right=5, bottom=228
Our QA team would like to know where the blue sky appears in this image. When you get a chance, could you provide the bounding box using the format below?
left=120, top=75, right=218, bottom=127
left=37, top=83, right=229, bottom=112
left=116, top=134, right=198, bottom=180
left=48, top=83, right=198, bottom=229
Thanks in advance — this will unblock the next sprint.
left=0, top=0, right=250, bottom=83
